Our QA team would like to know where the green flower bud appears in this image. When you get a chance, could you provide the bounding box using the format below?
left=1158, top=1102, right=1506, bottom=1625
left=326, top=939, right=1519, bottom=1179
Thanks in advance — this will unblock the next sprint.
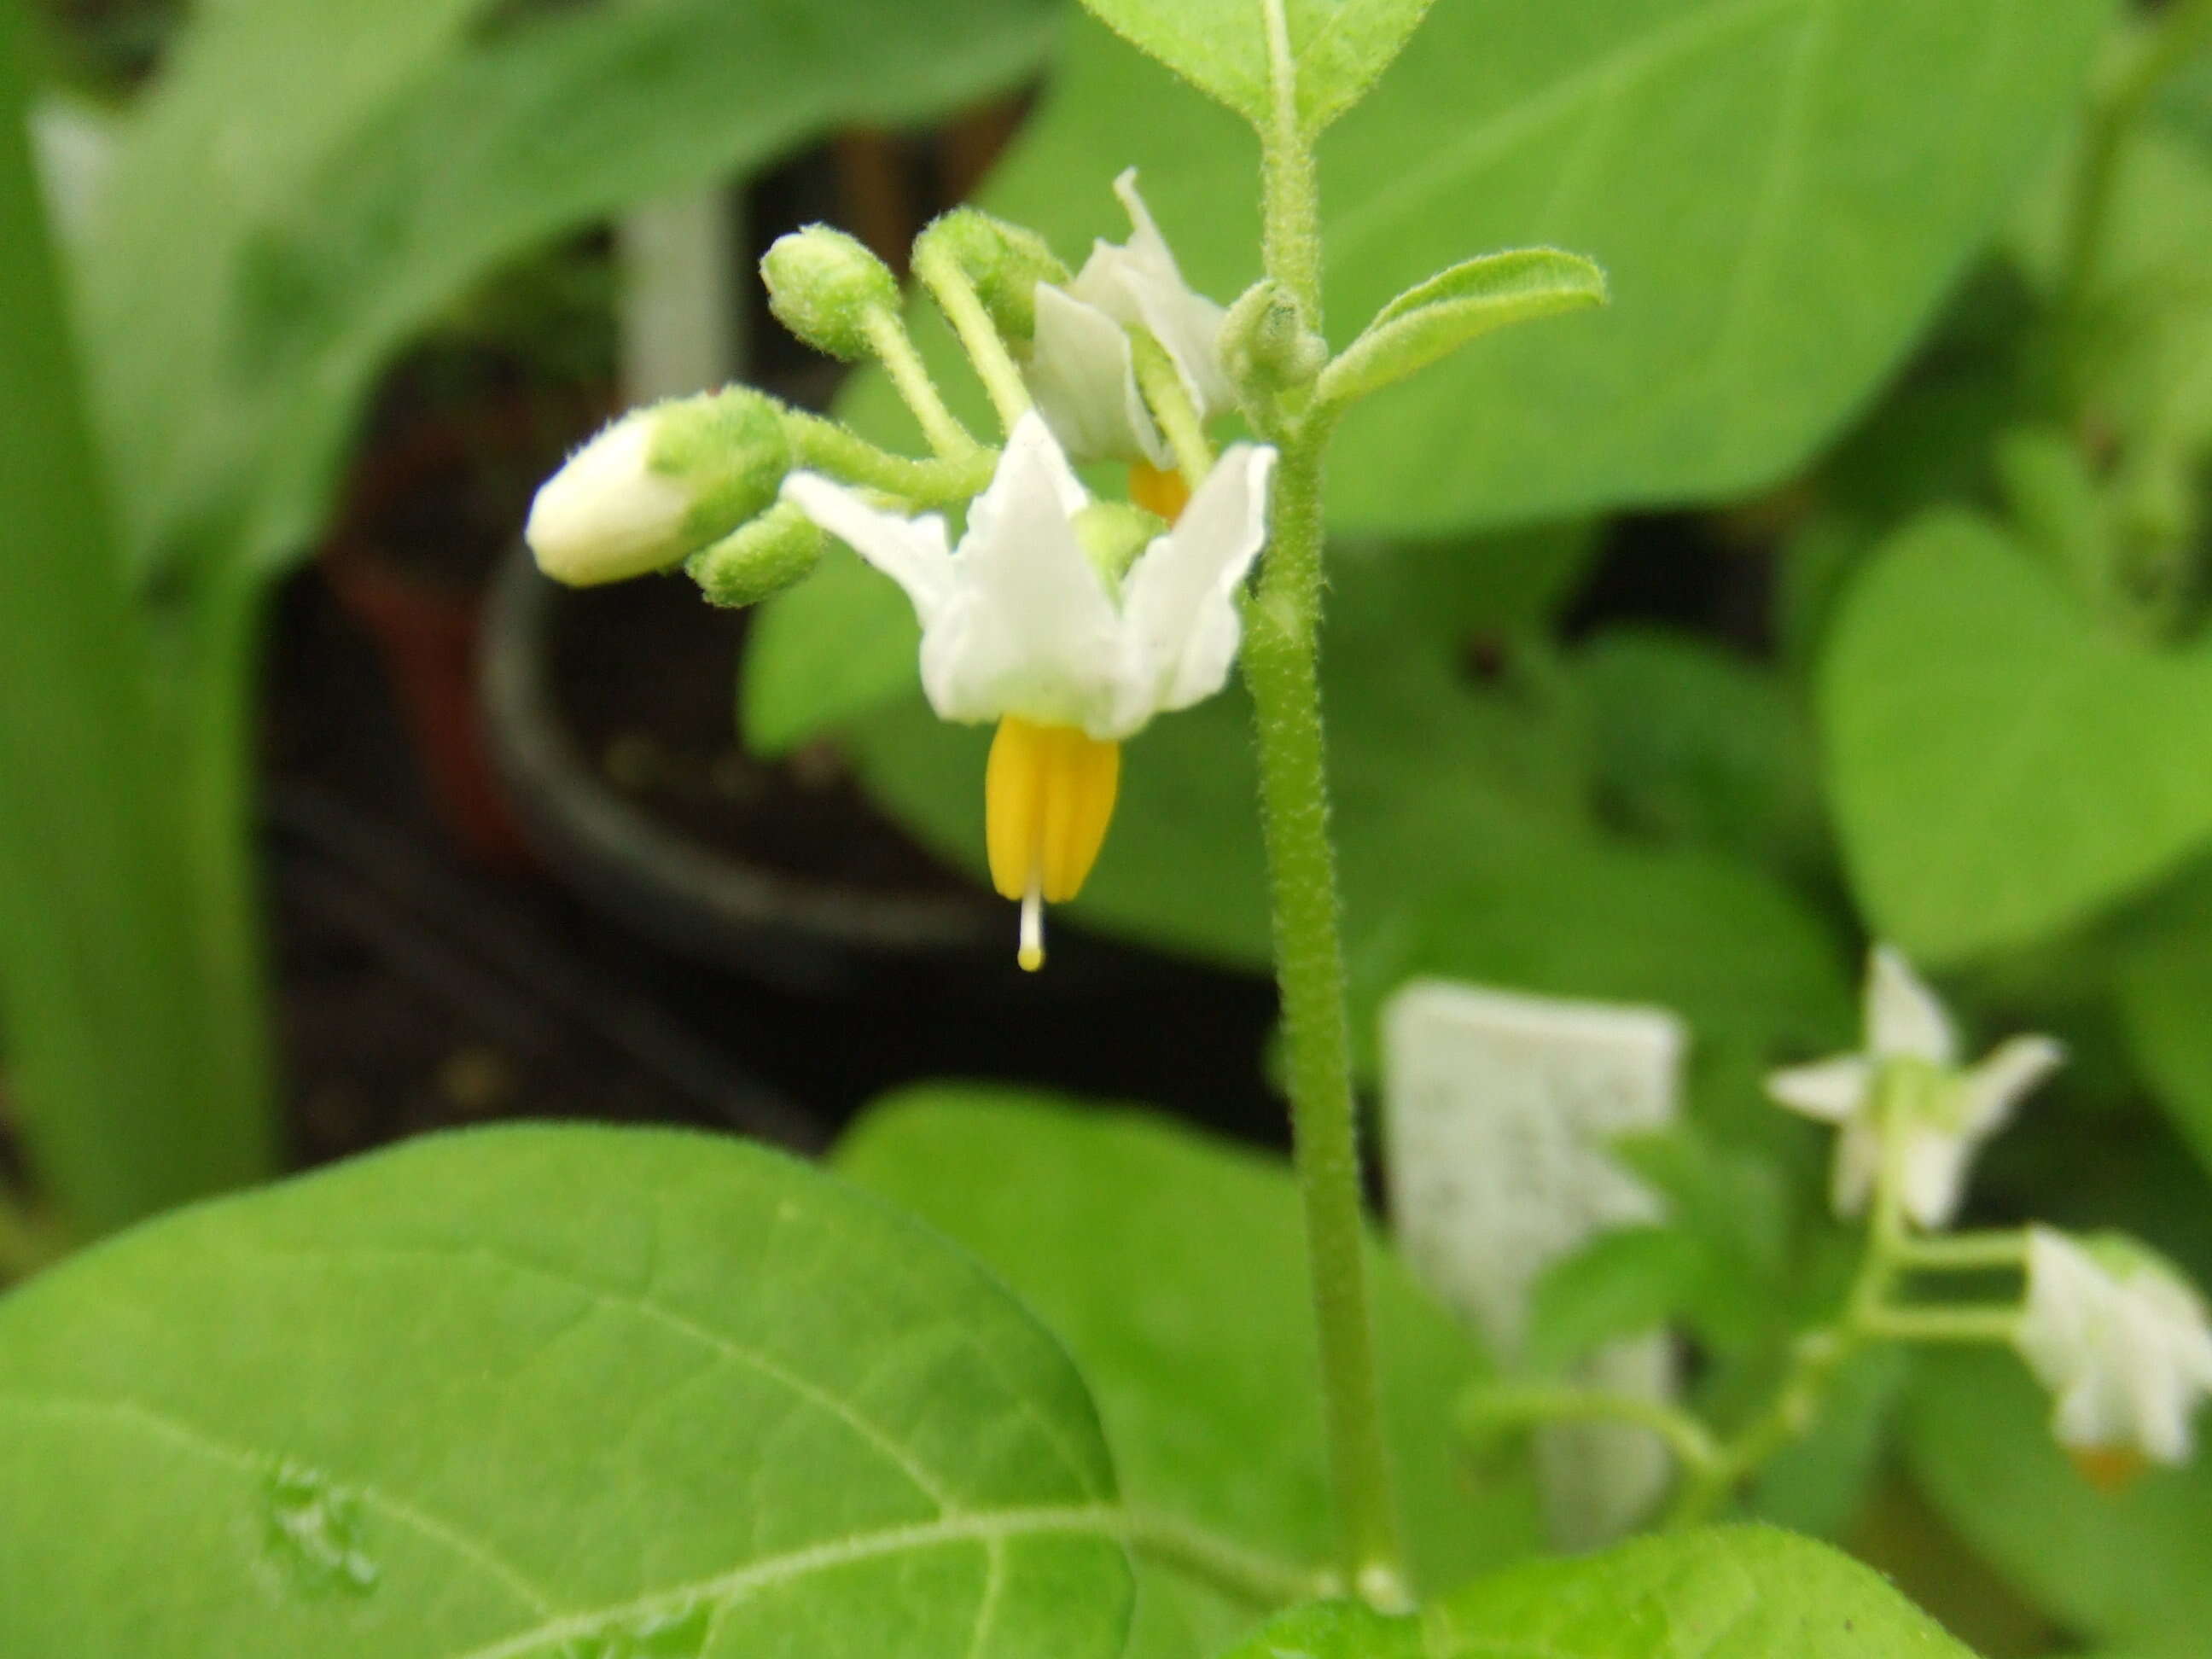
left=526, top=387, right=789, bottom=586
left=914, top=207, right=1070, bottom=342
left=1073, top=500, right=1166, bottom=585
left=1220, top=280, right=1328, bottom=413
left=760, top=225, right=899, bottom=359
left=686, top=499, right=824, bottom=609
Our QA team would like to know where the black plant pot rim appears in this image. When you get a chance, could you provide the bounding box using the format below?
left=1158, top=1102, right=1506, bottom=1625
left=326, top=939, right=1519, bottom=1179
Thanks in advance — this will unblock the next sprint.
left=479, top=541, right=1004, bottom=994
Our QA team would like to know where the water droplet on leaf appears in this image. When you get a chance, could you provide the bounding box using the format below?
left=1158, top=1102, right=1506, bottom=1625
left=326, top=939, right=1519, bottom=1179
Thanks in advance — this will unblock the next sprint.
left=263, top=1458, right=380, bottom=1596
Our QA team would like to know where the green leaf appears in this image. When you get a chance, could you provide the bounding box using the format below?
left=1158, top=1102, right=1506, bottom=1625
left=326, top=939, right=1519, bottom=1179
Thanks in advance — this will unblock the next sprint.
left=1225, top=1526, right=1979, bottom=1656
left=0, top=1126, right=1136, bottom=1656
left=835, top=1089, right=1544, bottom=1656
left=78, top=0, right=1060, bottom=579
left=1074, top=0, right=1437, bottom=136
left=1907, top=1348, right=2212, bottom=1653
left=1523, top=1226, right=1708, bottom=1371
left=1316, top=248, right=1607, bottom=409
left=1822, top=512, right=2212, bottom=963
left=743, top=544, right=924, bottom=754
left=1422, top=1524, right=1976, bottom=1656
left=839, top=0, right=2110, bottom=535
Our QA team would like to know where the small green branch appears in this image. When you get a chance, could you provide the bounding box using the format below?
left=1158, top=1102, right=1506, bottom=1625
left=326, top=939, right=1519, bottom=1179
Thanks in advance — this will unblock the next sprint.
left=1858, top=1305, right=2022, bottom=1345
left=1460, top=1383, right=1721, bottom=1476
left=1895, top=1231, right=2030, bottom=1272
left=861, top=308, right=981, bottom=460
left=1130, top=329, right=1217, bottom=482
left=912, top=246, right=1033, bottom=434
left=1118, top=1510, right=1327, bottom=1611
left=783, top=410, right=996, bottom=504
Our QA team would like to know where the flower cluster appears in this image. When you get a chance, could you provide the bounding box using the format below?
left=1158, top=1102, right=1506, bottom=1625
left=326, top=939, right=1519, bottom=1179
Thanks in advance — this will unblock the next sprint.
left=525, top=173, right=1270, bottom=969
left=1768, top=946, right=2212, bottom=1477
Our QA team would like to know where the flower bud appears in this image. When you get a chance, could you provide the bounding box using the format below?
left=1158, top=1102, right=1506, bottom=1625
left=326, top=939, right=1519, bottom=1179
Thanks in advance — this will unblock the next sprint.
left=761, top=225, right=899, bottom=360
left=526, top=387, right=790, bottom=586
left=1220, top=280, right=1327, bottom=412
left=686, top=499, right=824, bottom=609
left=914, top=207, right=1070, bottom=342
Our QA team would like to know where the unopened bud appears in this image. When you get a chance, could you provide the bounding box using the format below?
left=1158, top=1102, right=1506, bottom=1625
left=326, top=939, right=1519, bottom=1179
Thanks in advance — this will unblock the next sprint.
left=761, top=225, right=899, bottom=359
left=686, top=499, right=824, bottom=608
left=526, top=387, right=789, bottom=586
left=1221, top=280, right=1327, bottom=412
left=915, top=208, right=1070, bottom=342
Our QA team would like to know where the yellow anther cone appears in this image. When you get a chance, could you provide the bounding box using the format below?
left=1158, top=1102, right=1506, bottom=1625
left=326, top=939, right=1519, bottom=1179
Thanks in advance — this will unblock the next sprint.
left=986, top=717, right=1121, bottom=970
left=1128, top=460, right=1190, bottom=523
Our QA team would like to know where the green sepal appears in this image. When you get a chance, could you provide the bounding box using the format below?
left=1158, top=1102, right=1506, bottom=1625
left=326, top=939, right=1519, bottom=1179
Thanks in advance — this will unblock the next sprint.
left=649, top=385, right=794, bottom=549
left=687, top=498, right=824, bottom=608
left=1074, top=500, right=1167, bottom=585
left=1317, top=248, right=1607, bottom=410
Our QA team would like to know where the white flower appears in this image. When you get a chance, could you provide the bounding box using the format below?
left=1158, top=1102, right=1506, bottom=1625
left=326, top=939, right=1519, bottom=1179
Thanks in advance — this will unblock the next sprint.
left=781, top=412, right=1273, bottom=969
left=781, top=412, right=1272, bottom=741
left=2017, top=1227, right=2212, bottom=1470
left=1766, top=946, right=2064, bottom=1229
left=1027, top=170, right=1234, bottom=467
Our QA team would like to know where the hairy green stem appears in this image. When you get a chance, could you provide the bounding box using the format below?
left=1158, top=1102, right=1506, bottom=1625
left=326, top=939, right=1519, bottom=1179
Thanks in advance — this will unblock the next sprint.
left=783, top=410, right=997, bottom=504
left=1130, top=330, right=1217, bottom=483
left=913, top=247, right=1033, bottom=433
left=861, top=308, right=981, bottom=460
left=1118, top=1510, right=1327, bottom=1611
left=1243, top=433, right=1405, bottom=1601
left=1896, top=1230, right=2031, bottom=1272
left=1243, top=0, right=1402, bottom=1601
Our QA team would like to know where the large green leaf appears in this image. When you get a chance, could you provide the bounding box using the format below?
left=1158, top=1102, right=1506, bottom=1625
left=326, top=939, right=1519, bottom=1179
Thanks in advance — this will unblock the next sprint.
left=835, top=0, right=2108, bottom=535
left=77, top=0, right=1060, bottom=579
left=2118, top=921, right=2212, bottom=1176
left=1907, top=1348, right=2212, bottom=1654
left=0, top=1126, right=1135, bottom=1656
left=1222, top=1526, right=1978, bottom=1656
left=1075, top=0, right=1436, bottom=134
left=1822, top=511, right=2212, bottom=963
left=835, top=1089, right=1544, bottom=1656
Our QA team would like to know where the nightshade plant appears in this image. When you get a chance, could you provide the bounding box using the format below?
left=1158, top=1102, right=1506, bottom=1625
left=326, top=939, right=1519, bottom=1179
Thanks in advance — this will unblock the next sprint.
left=9, top=0, right=2212, bottom=1656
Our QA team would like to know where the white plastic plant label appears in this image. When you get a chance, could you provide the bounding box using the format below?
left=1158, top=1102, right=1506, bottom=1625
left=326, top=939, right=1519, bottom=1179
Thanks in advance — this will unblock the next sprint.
left=1382, top=979, right=1687, bottom=1547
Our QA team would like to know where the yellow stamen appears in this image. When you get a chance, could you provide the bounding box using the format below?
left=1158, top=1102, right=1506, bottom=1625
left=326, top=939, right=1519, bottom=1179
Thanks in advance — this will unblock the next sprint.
left=1128, top=460, right=1191, bottom=524
left=2068, top=1445, right=2147, bottom=1493
left=986, top=716, right=1121, bottom=972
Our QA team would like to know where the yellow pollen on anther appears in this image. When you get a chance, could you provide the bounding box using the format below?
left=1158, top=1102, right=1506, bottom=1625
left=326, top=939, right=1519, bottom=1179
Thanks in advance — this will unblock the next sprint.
left=2068, top=1445, right=2148, bottom=1493
left=986, top=716, right=1121, bottom=972
left=1128, top=460, right=1191, bottom=523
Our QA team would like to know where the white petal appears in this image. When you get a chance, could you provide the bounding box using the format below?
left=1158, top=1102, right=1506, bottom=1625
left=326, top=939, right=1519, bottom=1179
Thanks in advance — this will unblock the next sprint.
left=1866, top=945, right=1957, bottom=1066
left=1111, top=445, right=1276, bottom=734
left=926, top=414, right=1126, bottom=731
left=1829, top=1117, right=1882, bottom=1219
left=1027, top=282, right=1168, bottom=466
left=779, top=473, right=957, bottom=624
left=1070, top=170, right=1233, bottom=420
left=2018, top=1228, right=2104, bottom=1393
left=1959, top=1034, right=2065, bottom=1136
left=527, top=415, right=690, bottom=585
left=1765, top=1054, right=1873, bottom=1122
left=1899, top=1128, right=1974, bottom=1230
left=2118, top=1295, right=2197, bottom=1463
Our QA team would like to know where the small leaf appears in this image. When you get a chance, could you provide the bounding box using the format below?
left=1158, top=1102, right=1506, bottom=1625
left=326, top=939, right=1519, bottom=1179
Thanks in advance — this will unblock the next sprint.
left=1316, top=249, right=1606, bottom=409
left=1075, top=0, right=1437, bottom=135
left=1822, top=512, right=2212, bottom=963
left=0, top=1126, right=1133, bottom=1656
left=1225, top=1527, right=1980, bottom=1656
left=1424, top=1525, right=1977, bottom=1656
left=1524, top=1226, right=1706, bottom=1372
